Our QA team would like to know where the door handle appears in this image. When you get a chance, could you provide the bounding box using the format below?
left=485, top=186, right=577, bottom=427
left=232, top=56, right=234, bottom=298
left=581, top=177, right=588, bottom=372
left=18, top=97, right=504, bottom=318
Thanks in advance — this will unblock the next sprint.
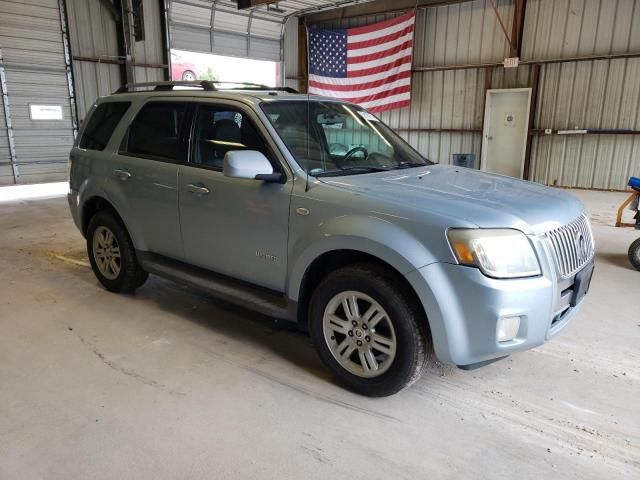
left=113, top=169, right=132, bottom=180
left=186, top=183, right=210, bottom=195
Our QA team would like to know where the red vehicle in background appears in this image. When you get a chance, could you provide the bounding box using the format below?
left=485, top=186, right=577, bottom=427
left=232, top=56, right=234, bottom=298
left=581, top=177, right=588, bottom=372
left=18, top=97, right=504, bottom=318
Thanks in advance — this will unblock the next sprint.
left=171, top=52, right=199, bottom=81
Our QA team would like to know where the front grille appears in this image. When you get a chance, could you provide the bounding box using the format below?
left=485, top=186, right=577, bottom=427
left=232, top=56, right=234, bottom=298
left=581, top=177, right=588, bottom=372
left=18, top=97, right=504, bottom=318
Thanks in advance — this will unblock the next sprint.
left=546, top=214, right=595, bottom=278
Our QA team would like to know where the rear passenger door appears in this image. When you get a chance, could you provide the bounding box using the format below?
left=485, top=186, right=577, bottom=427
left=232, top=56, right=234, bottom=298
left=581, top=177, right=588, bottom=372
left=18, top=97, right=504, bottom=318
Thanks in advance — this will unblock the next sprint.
left=178, top=102, right=293, bottom=292
left=107, top=100, right=189, bottom=259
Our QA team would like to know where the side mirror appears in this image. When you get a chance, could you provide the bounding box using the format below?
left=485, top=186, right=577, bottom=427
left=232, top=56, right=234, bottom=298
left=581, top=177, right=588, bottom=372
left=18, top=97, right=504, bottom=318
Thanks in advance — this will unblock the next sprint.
left=223, top=150, right=282, bottom=182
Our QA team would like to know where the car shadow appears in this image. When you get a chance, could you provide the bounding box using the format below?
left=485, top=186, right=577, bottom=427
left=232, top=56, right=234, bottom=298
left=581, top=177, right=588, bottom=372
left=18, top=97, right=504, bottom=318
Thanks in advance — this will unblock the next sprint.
left=597, top=252, right=635, bottom=270
left=134, top=275, right=333, bottom=381
left=51, top=251, right=451, bottom=392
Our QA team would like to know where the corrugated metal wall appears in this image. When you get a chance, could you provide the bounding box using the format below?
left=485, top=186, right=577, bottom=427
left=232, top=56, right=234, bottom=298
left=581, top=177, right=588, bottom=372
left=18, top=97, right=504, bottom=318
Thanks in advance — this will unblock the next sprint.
left=531, top=57, right=640, bottom=189
left=0, top=0, right=77, bottom=185
left=65, top=0, right=122, bottom=120
left=133, top=0, right=167, bottom=82
left=523, top=0, right=640, bottom=189
left=415, top=0, right=514, bottom=66
left=0, top=0, right=168, bottom=184
left=67, top=0, right=167, bottom=121
left=302, top=0, right=640, bottom=190
left=0, top=67, right=13, bottom=184
left=522, top=0, right=640, bottom=59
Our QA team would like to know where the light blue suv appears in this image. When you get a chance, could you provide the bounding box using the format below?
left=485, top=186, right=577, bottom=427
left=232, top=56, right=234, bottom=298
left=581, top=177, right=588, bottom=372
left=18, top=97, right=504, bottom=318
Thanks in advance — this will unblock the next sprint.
left=68, top=81, right=595, bottom=396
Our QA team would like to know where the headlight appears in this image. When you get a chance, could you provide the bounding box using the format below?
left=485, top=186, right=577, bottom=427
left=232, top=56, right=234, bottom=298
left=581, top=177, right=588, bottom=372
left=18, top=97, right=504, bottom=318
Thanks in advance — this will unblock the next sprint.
left=447, top=229, right=541, bottom=278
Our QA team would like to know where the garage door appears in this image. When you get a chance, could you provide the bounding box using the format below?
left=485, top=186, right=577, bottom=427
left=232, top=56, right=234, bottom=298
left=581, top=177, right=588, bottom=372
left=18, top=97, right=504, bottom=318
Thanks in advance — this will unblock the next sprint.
left=170, top=0, right=283, bottom=61
left=0, top=0, right=77, bottom=185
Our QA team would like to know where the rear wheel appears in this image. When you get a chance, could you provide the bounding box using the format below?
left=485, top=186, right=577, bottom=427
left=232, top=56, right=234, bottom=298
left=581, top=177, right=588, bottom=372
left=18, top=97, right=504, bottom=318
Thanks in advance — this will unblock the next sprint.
left=309, top=265, right=431, bottom=397
left=181, top=70, right=196, bottom=81
left=87, top=210, right=148, bottom=293
left=629, top=238, right=640, bottom=271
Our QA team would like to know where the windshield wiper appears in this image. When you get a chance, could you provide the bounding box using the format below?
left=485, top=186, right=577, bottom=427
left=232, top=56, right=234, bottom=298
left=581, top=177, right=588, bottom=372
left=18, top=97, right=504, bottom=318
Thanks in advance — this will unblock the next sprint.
left=393, top=161, right=429, bottom=169
left=313, top=166, right=389, bottom=177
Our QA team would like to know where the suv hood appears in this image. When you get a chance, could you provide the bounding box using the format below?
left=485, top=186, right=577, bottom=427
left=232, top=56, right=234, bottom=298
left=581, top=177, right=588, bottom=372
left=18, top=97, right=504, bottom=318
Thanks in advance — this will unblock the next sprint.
left=321, top=165, right=584, bottom=235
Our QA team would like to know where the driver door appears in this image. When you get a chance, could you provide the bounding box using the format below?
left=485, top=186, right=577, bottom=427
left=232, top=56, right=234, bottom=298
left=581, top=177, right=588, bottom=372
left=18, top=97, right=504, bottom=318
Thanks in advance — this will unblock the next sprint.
left=178, top=102, right=293, bottom=292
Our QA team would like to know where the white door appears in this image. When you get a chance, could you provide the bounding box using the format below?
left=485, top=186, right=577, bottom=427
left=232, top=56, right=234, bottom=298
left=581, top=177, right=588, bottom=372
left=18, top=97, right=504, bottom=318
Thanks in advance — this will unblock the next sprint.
left=481, top=88, right=531, bottom=178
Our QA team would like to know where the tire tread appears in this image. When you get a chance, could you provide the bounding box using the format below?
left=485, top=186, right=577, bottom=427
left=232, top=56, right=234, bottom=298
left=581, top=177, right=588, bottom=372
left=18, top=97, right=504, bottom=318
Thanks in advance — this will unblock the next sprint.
left=309, top=263, right=432, bottom=397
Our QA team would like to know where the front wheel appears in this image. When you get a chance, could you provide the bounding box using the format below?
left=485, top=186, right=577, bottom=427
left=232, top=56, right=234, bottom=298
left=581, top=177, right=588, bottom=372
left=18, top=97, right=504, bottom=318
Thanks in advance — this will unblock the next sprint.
left=309, top=265, right=431, bottom=397
left=629, top=238, right=640, bottom=271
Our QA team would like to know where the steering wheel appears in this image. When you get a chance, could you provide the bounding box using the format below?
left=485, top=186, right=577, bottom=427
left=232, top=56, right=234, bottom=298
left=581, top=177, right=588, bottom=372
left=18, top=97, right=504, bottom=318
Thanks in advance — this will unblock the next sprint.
left=342, top=146, right=369, bottom=162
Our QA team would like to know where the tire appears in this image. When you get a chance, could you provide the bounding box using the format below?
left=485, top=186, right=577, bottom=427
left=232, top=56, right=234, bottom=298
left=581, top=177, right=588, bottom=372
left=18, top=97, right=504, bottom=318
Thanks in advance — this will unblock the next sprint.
left=181, top=70, right=196, bottom=81
left=86, top=210, right=148, bottom=293
left=309, top=264, right=431, bottom=397
left=629, top=238, right=640, bottom=271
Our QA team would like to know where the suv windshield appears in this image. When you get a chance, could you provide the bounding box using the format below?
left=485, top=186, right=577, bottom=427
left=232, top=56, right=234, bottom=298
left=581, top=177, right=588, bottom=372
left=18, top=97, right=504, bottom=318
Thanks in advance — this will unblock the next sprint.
left=261, top=100, right=432, bottom=176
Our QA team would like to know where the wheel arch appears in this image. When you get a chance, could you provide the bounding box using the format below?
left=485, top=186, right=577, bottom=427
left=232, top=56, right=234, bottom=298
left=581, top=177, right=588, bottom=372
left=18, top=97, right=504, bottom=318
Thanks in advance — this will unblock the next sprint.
left=82, top=196, right=115, bottom=236
left=80, top=195, right=144, bottom=249
left=292, top=248, right=431, bottom=338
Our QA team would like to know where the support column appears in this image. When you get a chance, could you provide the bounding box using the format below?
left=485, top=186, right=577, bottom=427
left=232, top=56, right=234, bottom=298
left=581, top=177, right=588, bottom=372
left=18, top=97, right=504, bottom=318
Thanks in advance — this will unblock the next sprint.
left=0, top=48, right=19, bottom=184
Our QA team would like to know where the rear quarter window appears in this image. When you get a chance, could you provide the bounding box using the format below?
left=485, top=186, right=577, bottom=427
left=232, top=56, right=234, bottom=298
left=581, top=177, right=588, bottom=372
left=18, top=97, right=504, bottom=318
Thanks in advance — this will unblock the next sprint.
left=79, top=102, right=130, bottom=151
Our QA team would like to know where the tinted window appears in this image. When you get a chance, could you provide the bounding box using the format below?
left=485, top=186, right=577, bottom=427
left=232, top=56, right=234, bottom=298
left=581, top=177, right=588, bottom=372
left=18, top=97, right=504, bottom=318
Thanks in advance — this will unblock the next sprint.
left=192, top=106, right=269, bottom=170
left=125, top=102, right=187, bottom=161
left=79, top=102, right=130, bottom=151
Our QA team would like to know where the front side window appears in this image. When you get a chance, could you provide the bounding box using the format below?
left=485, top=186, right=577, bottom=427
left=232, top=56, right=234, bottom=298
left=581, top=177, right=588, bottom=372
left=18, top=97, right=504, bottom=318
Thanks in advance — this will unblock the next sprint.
left=192, top=105, right=269, bottom=170
left=261, top=101, right=431, bottom=176
left=123, top=102, right=187, bottom=161
left=79, top=101, right=130, bottom=151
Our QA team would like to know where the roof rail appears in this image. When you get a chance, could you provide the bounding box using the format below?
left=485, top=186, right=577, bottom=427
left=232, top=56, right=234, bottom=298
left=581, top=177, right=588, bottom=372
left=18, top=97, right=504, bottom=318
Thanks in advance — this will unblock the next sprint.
left=114, top=80, right=298, bottom=94
left=114, top=80, right=216, bottom=93
left=214, top=82, right=298, bottom=93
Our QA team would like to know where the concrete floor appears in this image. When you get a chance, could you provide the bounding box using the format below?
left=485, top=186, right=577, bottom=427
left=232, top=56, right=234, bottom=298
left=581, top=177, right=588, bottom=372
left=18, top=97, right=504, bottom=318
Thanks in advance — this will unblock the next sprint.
left=0, top=190, right=638, bottom=480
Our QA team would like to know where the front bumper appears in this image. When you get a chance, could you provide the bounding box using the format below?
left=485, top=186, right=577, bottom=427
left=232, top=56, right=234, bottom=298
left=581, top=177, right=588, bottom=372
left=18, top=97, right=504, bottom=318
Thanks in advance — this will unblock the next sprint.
left=405, top=249, right=589, bottom=367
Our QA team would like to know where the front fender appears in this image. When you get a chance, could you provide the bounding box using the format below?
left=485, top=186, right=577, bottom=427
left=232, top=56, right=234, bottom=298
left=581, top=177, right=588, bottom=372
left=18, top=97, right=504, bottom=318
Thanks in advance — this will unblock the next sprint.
left=287, top=214, right=437, bottom=301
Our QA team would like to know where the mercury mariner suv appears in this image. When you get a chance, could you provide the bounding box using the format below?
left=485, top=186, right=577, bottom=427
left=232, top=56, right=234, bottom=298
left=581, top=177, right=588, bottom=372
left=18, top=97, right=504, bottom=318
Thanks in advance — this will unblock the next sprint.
left=68, top=80, right=595, bottom=397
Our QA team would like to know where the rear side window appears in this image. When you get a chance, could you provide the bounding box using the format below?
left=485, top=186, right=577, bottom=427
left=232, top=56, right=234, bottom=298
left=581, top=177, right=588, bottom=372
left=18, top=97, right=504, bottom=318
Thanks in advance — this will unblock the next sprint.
left=79, top=102, right=130, bottom=151
left=123, top=102, right=187, bottom=161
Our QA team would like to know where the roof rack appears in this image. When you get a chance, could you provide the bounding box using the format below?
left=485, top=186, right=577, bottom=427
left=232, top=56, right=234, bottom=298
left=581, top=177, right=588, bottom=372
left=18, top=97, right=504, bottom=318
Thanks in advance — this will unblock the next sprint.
left=215, top=82, right=299, bottom=93
left=114, top=80, right=298, bottom=94
left=115, top=80, right=216, bottom=93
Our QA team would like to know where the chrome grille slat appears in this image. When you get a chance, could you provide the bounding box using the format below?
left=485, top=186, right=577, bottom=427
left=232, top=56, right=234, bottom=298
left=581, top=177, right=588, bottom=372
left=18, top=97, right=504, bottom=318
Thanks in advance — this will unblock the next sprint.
left=546, top=214, right=595, bottom=278
left=566, top=225, right=578, bottom=272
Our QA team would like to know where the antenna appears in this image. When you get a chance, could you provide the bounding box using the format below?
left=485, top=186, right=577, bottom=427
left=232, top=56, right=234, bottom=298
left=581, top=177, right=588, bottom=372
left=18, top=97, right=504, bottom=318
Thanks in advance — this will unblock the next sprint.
left=305, top=93, right=311, bottom=192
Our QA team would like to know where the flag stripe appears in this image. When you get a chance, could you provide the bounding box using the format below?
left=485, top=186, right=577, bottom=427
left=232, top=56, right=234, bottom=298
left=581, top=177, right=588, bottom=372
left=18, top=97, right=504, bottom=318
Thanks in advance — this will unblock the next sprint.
left=358, top=92, right=411, bottom=110
left=308, top=70, right=411, bottom=92
left=308, top=77, right=411, bottom=99
left=348, top=25, right=414, bottom=51
left=367, top=99, right=411, bottom=113
left=348, top=41, right=413, bottom=66
left=339, top=85, right=412, bottom=106
left=347, top=54, right=413, bottom=77
left=309, top=61, right=411, bottom=85
left=347, top=12, right=415, bottom=40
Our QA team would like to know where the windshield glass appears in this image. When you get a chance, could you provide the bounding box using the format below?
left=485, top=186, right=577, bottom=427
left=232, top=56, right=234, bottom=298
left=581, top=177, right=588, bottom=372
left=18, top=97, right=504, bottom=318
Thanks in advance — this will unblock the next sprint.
left=260, top=100, right=432, bottom=176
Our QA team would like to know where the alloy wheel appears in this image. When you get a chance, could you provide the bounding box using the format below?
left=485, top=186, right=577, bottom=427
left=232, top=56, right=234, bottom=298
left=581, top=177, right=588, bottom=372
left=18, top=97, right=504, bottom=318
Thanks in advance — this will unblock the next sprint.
left=92, top=226, right=121, bottom=280
left=322, top=290, right=397, bottom=378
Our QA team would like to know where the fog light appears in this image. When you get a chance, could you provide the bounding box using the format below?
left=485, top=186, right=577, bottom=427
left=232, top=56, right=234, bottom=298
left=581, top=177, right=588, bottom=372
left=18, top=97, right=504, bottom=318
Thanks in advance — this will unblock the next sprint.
left=498, top=316, right=521, bottom=342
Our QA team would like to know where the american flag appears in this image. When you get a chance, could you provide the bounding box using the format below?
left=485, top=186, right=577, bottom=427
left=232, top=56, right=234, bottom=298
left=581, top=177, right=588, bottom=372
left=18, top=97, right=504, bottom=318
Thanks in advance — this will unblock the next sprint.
left=308, top=12, right=415, bottom=113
